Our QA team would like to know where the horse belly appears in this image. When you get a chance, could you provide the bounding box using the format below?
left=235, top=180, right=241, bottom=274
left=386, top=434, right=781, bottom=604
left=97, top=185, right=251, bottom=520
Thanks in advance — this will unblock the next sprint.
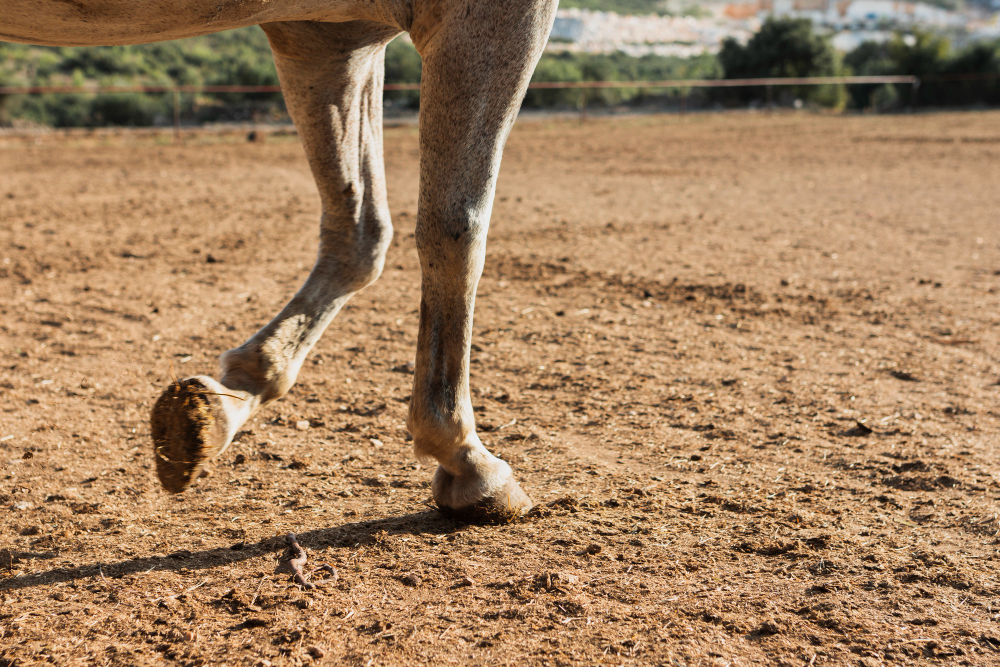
left=0, top=0, right=334, bottom=46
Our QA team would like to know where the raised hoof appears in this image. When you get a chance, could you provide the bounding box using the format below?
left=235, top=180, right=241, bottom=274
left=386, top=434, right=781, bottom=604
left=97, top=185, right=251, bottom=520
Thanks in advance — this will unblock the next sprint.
left=150, top=378, right=229, bottom=493
left=436, top=476, right=533, bottom=525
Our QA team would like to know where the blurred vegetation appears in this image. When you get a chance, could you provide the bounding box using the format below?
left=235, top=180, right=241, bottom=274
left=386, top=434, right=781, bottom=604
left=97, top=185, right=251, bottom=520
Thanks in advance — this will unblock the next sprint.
left=383, top=37, right=423, bottom=110
left=717, top=17, right=998, bottom=110
left=0, top=28, right=281, bottom=126
left=526, top=50, right=721, bottom=108
left=718, top=17, right=847, bottom=108
left=559, top=0, right=711, bottom=17
left=560, top=0, right=671, bottom=15
left=843, top=30, right=1000, bottom=109
left=1, top=18, right=998, bottom=127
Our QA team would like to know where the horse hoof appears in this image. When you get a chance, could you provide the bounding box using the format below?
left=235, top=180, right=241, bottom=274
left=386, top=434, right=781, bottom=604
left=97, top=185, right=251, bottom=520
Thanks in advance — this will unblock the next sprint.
left=435, top=475, right=533, bottom=525
left=150, top=377, right=230, bottom=493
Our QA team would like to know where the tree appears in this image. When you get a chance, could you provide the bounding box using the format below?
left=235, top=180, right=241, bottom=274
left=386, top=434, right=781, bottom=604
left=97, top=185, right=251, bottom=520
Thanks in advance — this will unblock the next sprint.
left=718, top=17, right=845, bottom=108
left=887, top=30, right=949, bottom=78
left=940, top=41, right=1000, bottom=106
left=843, top=40, right=896, bottom=110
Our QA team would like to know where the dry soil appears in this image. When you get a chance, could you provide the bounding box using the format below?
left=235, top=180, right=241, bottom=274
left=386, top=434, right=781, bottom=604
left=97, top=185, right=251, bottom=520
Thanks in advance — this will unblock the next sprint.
left=2, top=111, right=1000, bottom=666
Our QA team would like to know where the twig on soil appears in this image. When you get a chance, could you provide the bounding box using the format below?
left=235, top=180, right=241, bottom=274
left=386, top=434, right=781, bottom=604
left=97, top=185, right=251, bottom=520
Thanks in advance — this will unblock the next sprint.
left=249, top=575, right=268, bottom=607
left=280, top=533, right=338, bottom=589
left=307, top=563, right=339, bottom=584
left=496, top=418, right=517, bottom=431
left=285, top=532, right=315, bottom=590
left=97, top=564, right=119, bottom=592
left=149, top=577, right=209, bottom=604
left=932, top=337, right=976, bottom=346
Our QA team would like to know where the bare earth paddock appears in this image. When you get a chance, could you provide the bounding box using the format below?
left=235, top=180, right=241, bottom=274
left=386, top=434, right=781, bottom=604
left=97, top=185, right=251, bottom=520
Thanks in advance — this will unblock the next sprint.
left=2, top=111, right=1000, bottom=666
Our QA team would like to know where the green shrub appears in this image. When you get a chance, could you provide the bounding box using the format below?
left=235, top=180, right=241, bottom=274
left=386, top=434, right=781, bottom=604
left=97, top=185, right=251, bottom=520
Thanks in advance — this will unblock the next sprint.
left=845, top=33, right=999, bottom=108
left=718, top=17, right=846, bottom=109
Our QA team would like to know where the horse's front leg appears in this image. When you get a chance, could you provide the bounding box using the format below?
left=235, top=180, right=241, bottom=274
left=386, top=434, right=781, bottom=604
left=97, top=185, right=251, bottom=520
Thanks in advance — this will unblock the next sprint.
left=407, top=0, right=557, bottom=522
left=150, top=22, right=399, bottom=492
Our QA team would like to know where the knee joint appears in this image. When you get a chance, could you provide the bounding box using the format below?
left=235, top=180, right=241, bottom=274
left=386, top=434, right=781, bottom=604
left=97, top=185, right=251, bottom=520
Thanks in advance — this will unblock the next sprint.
left=319, top=206, right=392, bottom=290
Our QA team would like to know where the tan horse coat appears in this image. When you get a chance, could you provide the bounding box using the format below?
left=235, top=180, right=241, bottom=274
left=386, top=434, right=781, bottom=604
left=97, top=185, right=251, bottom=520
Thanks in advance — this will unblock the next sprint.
left=1, top=0, right=558, bottom=522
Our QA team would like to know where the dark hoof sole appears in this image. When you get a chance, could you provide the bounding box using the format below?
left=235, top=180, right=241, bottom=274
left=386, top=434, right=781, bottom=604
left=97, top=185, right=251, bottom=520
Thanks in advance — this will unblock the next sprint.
left=437, top=477, right=533, bottom=525
left=150, top=378, right=225, bottom=493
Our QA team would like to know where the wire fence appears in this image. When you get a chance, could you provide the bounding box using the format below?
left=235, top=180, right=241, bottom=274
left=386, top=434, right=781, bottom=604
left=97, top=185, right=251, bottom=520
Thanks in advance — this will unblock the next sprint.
left=2, top=73, right=995, bottom=135
left=0, top=75, right=922, bottom=95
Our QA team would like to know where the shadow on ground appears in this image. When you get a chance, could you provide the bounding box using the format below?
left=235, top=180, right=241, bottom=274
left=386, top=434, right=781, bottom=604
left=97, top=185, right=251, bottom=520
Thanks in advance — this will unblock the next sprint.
left=0, top=510, right=463, bottom=592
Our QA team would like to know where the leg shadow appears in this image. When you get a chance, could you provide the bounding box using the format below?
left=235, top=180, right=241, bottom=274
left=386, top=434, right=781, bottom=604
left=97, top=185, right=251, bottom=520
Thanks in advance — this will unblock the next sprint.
left=0, top=509, right=464, bottom=593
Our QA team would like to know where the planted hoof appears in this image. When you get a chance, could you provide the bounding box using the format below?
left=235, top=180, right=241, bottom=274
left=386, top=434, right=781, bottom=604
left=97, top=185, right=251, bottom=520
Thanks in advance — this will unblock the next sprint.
left=150, top=377, right=230, bottom=493
left=435, top=473, right=533, bottom=525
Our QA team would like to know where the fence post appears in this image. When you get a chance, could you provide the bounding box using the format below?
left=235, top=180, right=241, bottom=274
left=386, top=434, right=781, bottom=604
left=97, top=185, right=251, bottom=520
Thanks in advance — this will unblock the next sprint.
left=766, top=84, right=774, bottom=112
left=579, top=87, right=587, bottom=123
left=172, top=88, right=181, bottom=142
left=910, top=77, right=920, bottom=111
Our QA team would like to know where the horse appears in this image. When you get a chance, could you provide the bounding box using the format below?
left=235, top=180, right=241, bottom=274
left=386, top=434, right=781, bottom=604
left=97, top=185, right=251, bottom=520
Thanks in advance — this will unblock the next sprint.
left=1, top=0, right=558, bottom=522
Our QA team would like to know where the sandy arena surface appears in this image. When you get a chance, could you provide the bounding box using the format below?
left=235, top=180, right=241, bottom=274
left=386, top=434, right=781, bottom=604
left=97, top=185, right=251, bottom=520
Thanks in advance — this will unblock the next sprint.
left=2, top=111, right=1000, bottom=666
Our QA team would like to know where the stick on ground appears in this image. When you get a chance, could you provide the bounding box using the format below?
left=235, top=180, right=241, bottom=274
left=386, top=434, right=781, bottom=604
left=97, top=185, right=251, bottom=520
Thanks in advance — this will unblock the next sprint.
left=284, top=533, right=315, bottom=590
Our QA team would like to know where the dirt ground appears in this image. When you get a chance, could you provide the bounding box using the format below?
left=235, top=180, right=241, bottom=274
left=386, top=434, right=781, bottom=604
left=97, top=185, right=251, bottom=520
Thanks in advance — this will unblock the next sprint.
left=2, top=110, right=1000, bottom=666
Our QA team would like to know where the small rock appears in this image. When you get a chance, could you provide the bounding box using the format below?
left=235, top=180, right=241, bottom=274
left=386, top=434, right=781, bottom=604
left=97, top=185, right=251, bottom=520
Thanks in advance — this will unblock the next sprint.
left=295, top=420, right=310, bottom=431
left=13, top=501, right=32, bottom=511
left=889, top=370, right=919, bottom=382
left=754, top=620, right=783, bottom=636
left=233, top=454, right=246, bottom=465
left=458, top=576, right=475, bottom=587
left=400, top=573, right=421, bottom=587
left=843, top=421, right=873, bottom=437
left=306, top=646, right=325, bottom=659
left=533, top=571, right=579, bottom=591
left=369, top=438, right=384, bottom=449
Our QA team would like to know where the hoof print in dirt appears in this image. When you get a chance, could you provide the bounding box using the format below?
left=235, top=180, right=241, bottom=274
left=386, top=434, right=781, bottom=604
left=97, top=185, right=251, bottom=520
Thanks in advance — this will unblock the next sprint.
left=150, top=378, right=227, bottom=493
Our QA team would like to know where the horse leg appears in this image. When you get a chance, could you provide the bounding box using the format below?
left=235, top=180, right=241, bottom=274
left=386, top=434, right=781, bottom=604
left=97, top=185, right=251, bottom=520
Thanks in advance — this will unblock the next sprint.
left=407, top=0, right=557, bottom=522
left=150, top=21, right=399, bottom=492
